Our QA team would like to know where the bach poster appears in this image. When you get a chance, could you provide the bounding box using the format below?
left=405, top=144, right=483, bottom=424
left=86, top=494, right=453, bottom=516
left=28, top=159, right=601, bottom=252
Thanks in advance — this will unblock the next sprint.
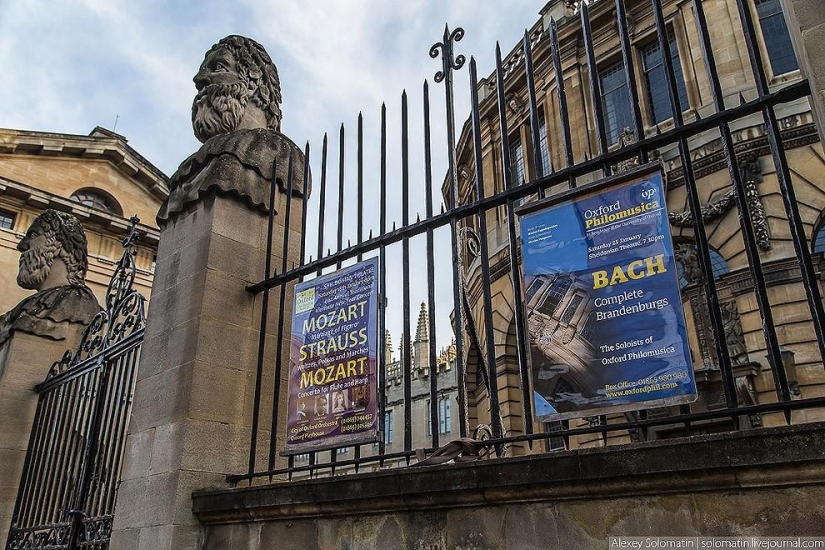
left=284, top=257, right=379, bottom=454
left=517, top=164, right=696, bottom=422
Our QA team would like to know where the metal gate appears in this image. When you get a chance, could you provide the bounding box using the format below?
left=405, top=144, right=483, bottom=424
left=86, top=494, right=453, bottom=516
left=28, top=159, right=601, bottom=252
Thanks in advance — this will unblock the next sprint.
left=6, top=219, right=147, bottom=550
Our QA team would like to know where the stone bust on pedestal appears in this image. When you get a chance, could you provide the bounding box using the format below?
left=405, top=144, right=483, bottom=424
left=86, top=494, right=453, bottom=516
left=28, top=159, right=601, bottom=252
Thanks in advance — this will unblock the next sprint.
left=0, top=210, right=101, bottom=347
left=157, top=34, right=309, bottom=224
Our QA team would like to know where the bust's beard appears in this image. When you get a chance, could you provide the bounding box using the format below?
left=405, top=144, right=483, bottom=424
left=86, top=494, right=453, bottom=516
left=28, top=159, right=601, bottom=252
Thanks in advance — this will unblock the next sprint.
left=18, top=247, right=53, bottom=290
left=192, top=82, right=250, bottom=143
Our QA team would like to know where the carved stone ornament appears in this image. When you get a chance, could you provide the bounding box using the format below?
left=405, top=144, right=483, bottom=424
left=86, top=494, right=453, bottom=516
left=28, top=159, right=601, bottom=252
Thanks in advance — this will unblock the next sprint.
left=720, top=300, right=749, bottom=365
left=0, top=210, right=101, bottom=346
left=157, top=35, right=310, bottom=224
left=667, top=155, right=770, bottom=250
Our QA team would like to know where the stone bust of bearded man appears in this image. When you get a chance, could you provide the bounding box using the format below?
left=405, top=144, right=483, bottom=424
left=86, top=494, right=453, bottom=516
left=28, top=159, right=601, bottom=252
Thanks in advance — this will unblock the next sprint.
left=0, top=210, right=101, bottom=346
left=157, top=35, right=309, bottom=224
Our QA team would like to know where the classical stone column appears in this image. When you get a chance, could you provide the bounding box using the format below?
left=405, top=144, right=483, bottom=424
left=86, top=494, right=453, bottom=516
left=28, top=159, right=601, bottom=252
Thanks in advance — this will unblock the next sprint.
left=782, top=0, right=825, bottom=143
left=0, top=210, right=100, bottom=544
left=110, top=35, right=308, bottom=550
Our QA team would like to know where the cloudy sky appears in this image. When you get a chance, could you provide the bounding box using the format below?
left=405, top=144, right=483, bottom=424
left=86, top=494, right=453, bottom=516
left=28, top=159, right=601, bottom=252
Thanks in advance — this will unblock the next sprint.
left=0, top=0, right=546, bottom=349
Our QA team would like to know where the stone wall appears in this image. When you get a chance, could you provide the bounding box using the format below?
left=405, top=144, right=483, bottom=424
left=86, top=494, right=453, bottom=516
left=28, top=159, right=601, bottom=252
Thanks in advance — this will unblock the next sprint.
left=192, top=423, right=825, bottom=549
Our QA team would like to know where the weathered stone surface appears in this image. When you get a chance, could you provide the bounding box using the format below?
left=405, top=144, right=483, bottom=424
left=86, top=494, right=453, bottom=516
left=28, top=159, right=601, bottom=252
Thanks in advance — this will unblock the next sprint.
left=193, top=424, right=825, bottom=549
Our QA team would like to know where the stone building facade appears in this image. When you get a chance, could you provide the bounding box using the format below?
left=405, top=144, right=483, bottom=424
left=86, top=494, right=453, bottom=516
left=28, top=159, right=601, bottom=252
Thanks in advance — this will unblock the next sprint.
left=452, top=0, right=825, bottom=452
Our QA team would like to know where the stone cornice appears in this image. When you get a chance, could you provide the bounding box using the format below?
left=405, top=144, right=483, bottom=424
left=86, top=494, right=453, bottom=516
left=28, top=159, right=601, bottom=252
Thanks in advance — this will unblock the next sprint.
left=0, top=127, right=169, bottom=201
left=0, top=175, right=160, bottom=244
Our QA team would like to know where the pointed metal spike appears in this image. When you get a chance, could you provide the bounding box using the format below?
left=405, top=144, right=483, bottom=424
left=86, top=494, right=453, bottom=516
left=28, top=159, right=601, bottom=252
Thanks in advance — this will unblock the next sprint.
left=309, top=255, right=313, bottom=262
left=739, top=92, right=746, bottom=106
left=347, top=239, right=351, bottom=248
left=416, top=213, right=421, bottom=223
left=402, top=89, right=407, bottom=98
left=393, top=221, right=397, bottom=231
left=327, top=248, right=331, bottom=256
left=441, top=203, right=445, bottom=214
left=695, top=110, right=702, bottom=121
left=369, top=229, right=373, bottom=239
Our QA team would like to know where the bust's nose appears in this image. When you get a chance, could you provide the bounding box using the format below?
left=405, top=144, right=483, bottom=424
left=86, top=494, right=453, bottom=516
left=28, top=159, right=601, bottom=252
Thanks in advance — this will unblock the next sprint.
left=17, top=237, right=29, bottom=253
left=193, top=70, right=209, bottom=91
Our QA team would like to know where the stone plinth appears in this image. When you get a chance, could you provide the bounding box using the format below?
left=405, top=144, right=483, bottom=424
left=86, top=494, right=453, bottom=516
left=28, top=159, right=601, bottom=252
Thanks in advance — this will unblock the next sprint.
left=0, top=330, right=86, bottom=545
left=110, top=191, right=300, bottom=550
left=192, top=423, right=825, bottom=549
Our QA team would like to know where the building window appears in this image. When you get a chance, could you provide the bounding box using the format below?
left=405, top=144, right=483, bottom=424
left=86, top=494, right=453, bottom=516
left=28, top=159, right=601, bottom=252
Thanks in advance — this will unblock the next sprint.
left=70, top=189, right=122, bottom=216
left=0, top=209, right=15, bottom=230
left=438, top=398, right=451, bottom=434
left=538, top=275, right=572, bottom=317
left=544, top=420, right=568, bottom=452
left=537, top=111, right=552, bottom=178
left=384, top=411, right=393, bottom=444
left=599, top=61, right=634, bottom=145
left=579, top=311, right=598, bottom=344
left=755, top=0, right=798, bottom=76
left=509, top=134, right=525, bottom=186
left=560, top=294, right=584, bottom=325
left=641, top=33, right=689, bottom=124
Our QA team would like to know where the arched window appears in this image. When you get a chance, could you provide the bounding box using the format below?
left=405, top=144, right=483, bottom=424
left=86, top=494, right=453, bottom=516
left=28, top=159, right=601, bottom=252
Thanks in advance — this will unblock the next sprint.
left=813, top=220, right=825, bottom=255
left=70, top=189, right=122, bottom=216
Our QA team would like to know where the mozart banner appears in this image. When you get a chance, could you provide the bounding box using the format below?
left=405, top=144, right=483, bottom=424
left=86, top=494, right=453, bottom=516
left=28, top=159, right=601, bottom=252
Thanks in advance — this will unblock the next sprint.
left=284, top=257, right=379, bottom=454
left=517, top=164, right=697, bottom=422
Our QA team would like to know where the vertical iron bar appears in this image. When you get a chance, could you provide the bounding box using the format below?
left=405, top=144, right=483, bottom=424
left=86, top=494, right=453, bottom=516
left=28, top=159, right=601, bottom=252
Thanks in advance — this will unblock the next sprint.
left=580, top=1, right=611, bottom=176
left=268, top=150, right=296, bottom=476
left=300, top=142, right=311, bottom=267
left=615, top=0, right=647, bottom=157
left=357, top=113, right=365, bottom=262
left=495, top=42, right=535, bottom=445
left=401, top=90, right=413, bottom=459
left=690, top=0, right=744, bottom=416
left=650, top=0, right=685, bottom=128
left=317, top=133, right=329, bottom=275
left=470, top=57, right=504, bottom=448
left=54, top=376, right=90, bottom=526
left=18, top=386, right=55, bottom=529
left=431, top=25, right=469, bottom=438
left=523, top=29, right=549, bottom=191
left=548, top=21, right=577, bottom=187
left=248, top=155, right=279, bottom=481
left=337, top=123, right=345, bottom=269
left=378, top=103, right=388, bottom=462
left=423, top=80, right=440, bottom=450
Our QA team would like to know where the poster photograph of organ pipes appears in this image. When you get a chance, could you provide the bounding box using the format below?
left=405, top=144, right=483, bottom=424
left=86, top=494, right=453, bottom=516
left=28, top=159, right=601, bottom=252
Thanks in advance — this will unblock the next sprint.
left=517, top=164, right=696, bottom=422
left=284, top=257, right=379, bottom=454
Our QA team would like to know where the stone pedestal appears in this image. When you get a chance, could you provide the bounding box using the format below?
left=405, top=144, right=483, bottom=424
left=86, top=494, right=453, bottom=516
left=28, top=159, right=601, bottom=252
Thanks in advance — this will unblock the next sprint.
left=110, top=191, right=300, bottom=550
left=0, top=329, right=86, bottom=545
left=783, top=0, right=825, bottom=144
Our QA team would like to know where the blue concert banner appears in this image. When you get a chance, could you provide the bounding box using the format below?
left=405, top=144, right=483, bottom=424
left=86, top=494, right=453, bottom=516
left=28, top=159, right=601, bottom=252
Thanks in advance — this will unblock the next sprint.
left=517, top=164, right=696, bottom=421
left=284, top=257, right=379, bottom=454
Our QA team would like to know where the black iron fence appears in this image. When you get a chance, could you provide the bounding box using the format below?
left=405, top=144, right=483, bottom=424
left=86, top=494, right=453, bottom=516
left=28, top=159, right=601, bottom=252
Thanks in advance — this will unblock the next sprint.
left=234, top=0, right=825, bottom=484
left=6, top=220, right=146, bottom=550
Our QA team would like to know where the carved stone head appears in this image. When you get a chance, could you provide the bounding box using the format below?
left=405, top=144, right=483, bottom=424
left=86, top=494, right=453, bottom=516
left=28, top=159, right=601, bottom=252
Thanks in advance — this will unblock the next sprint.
left=17, top=210, right=88, bottom=291
left=192, top=35, right=283, bottom=143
